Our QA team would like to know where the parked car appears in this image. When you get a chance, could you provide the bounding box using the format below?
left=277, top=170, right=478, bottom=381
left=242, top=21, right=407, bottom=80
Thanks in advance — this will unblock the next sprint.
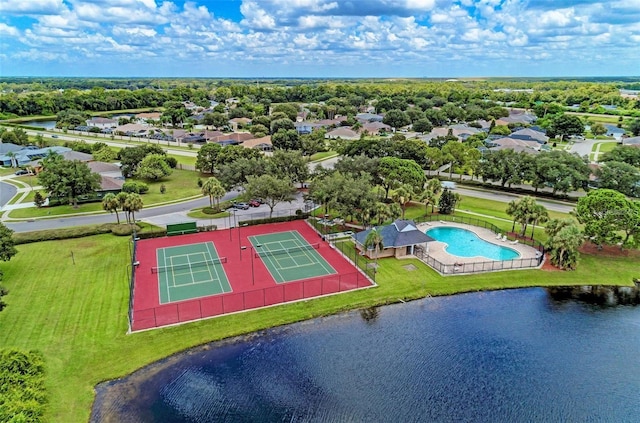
left=249, top=199, right=261, bottom=207
left=233, top=202, right=250, bottom=210
left=51, top=135, right=59, bottom=138
left=14, top=169, right=29, bottom=176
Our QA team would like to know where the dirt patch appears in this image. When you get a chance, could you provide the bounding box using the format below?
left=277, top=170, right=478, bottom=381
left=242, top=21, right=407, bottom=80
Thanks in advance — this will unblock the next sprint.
left=540, top=257, right=562, bottom=272
left=402, top=264, right=417, bottom=271
left=579, top=242, right=640, bottom=258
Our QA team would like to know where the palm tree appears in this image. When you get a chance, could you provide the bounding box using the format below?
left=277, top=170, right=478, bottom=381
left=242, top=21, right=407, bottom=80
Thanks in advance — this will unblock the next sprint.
left=124, top=193, right=144, bottom=223
left=529, top=204, right=549, bottom=239
left=545, top=219, right=583, bottom=270
left=116, top=192, right=129, bottom=223
left=506, top=196, right=537, bottom=236
left=392, top=184, right=414, bottom=219
left=363, top=228, right=384, bottom=272
left=101, top=193, right=121, bottom=224
left=373, top=202, right=391, bottom=225
left=201, top=177, right=226, bottom=210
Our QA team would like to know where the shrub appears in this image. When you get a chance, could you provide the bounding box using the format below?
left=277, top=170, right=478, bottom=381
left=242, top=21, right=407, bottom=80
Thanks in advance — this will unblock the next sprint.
left=160, top=184, right=166, bottom=194
left=122, top=181, right=149, bottom=194
left=12, top=224, right=116, bottom=244
left=111, top=224, right=137, bottom=236
left=0, top=349, right=47, bottom=423
left=238, top=213, right=309, bottom=227
left=164, top=156, right=178, bottom=168
left=202, top=207, right=220, bottom=215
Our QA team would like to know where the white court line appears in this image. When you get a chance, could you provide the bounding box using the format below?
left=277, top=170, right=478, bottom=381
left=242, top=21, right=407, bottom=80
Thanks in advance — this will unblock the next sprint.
left=206, top=242, right=229, bottom=293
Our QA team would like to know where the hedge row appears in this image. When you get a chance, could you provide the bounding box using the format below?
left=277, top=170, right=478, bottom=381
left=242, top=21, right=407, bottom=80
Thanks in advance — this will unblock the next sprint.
left=13, top=223, right=140, bottom=245
left=238, top=212, right=309, bottom=227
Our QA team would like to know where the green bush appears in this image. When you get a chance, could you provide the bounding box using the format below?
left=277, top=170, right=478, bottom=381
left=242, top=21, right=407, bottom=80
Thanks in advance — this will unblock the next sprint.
left=238, top=213, right=309, bottom=227
left=12, top=224, right=116, bottom=244
left=165, top=156, right=178, bottom=168
left=0, top=349, right=48, bottom=423
left=110, top=224, right=138, bottom=236
left=122, top=181, right=149, bottom=194
left=202, top=207, right=220, bottom=215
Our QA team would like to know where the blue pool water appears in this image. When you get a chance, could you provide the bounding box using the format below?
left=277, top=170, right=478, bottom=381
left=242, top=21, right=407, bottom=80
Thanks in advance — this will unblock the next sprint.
left=427, top=226, right=520, bottom=260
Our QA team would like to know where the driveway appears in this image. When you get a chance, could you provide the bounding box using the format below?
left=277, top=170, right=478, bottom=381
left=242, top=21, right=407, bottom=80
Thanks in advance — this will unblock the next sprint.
left=568, top=138, right=597, bottom=160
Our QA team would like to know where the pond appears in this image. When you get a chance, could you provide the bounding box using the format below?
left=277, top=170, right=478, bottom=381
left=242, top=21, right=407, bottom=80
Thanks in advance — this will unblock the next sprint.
left=92, top=288, right=640, bottom=422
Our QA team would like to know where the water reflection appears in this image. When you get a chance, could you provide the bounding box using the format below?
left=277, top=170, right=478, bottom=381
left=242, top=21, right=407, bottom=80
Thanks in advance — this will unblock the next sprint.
left=92, top=288, right=640, bottom=422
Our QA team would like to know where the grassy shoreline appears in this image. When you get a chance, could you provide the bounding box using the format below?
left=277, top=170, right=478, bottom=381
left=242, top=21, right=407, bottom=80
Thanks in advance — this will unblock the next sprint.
left=0, top=229, right=637, bottom=421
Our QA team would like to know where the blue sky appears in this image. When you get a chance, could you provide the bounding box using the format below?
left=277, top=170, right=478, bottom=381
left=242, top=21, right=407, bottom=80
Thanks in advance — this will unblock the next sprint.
left=0, top=0, right=639, bottom=78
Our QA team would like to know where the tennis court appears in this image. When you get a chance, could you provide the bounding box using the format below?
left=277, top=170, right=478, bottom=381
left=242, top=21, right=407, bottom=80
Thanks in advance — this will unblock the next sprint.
left=248, top=230, right=337, bottom=283
left=156, top=242, right=231, bottom=304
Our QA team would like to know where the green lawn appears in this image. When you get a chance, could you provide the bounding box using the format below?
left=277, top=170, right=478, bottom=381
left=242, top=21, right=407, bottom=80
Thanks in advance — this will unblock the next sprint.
left=0, top=167, right=17, bottom=176
left=309, top=151, right=338, bottom=161
left=186, top=208, right=230, bottom=219
left=7, top=169, right=204, bottom=219
left=0, top=233, right=637, bottom=422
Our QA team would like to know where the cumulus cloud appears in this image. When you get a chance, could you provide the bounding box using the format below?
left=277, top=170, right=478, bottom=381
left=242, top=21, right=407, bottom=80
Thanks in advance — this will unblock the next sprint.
left=0, top=0, right=638, bottom=76
left=0, top=0, right=65, bottom=15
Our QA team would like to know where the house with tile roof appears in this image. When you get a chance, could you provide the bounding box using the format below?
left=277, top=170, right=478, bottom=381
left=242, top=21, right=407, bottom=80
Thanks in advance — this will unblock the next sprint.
left=325, top=127, right=360, bottom=140
left=353, top=219, right=434, bottom=259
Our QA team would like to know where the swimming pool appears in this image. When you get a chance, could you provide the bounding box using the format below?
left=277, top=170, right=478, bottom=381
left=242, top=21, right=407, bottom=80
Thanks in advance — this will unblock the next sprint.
left=426, top=226, right=520, bottom=261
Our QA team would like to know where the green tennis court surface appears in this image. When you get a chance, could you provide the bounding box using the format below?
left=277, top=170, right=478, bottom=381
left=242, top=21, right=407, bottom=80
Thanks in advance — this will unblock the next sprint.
left=249, top=230, right=336, bottom=283
left=156, top=242, right=231, bottom=304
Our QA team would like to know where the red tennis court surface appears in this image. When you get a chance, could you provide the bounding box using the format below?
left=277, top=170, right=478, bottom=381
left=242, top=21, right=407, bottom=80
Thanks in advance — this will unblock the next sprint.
left=130, top=220, right=374, bottom=331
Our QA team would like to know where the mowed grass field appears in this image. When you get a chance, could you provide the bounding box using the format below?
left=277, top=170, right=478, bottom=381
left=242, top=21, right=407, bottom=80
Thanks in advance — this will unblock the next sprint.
left=0, top=230, right=638, bottom=421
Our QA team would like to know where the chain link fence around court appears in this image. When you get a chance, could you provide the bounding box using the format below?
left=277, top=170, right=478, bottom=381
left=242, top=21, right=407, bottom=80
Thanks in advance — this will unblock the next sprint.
left=127, top=231, right=138, bottom=333
left=131, top=271, right=372, bottom=331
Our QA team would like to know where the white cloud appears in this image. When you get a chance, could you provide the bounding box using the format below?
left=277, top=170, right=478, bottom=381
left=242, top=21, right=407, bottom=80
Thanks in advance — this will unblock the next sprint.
left=0, top=0, right=65, bottom=14
left=1, top=0, right=639, bottom=76
left=240, top=2, right=277, bottom=29
left=538, top=8, right=575, bottom=27
left=0, top=23, right=20, bottom=37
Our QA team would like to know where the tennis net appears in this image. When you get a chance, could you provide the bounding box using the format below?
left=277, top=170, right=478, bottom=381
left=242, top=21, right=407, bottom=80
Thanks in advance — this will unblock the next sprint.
left=255, top=243, right=320, bottom=258
left=151, top=257, right=227, bottom=274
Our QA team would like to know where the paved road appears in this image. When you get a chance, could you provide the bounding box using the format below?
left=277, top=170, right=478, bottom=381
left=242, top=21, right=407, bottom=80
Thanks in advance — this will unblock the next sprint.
left=0, top=181, right=17, bottom=207
left=568, top=138, right=598, bottom=158
left=25, top=129, right=198, bottom=157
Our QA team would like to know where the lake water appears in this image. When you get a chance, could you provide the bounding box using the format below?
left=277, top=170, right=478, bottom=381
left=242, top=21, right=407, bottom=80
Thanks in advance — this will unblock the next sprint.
left=92, top=288, right=640, bottom=422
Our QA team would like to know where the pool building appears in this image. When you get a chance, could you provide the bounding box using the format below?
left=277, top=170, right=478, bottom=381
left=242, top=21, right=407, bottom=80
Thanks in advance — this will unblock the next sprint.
left=352, top=219, right=542, bottom=275
left=352, top=220, right=435, bottom=259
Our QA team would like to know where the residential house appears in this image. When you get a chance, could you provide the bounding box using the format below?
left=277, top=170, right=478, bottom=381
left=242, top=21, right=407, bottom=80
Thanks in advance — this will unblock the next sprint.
left=208, top=132, right=254, bottom=145
left=87, top=117, right=117, bottom=129
left=495, top=110, right=537, bottom=126
left=87, top=161, right=125, bottom=195
left=325, top=127, right=360, bottom=140
left=294, top=121, right=323, bottom=135
left=229, top=117, right=252, bottom=131
left=242, top=136, right=273, bottom=152
left=0, top=146, right=72, bottom=168
left=361, top=121, right=391, bottom=135
left=355, top=112, right=384, bottom=123
left=0, top=143, right=24, bottom=167
left=114, top=123, right=151, bottom=137
left=509, top=128, right=549, bottom=144
left=485, top=137, right=541, bottom=152
left=352, top=220, right=434, bottom=259
left=135, top=112, right=162, bottom=124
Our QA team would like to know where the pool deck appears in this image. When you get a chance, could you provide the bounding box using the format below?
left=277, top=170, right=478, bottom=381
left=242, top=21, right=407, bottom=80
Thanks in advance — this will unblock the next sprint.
left=416, top=221, right=541, bottom=274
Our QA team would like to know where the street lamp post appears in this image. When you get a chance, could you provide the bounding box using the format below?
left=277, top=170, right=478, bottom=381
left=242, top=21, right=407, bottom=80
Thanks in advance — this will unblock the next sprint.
left=228, top=210, right=235, bottom=241
left=247, top=244, right=261, bottom=285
